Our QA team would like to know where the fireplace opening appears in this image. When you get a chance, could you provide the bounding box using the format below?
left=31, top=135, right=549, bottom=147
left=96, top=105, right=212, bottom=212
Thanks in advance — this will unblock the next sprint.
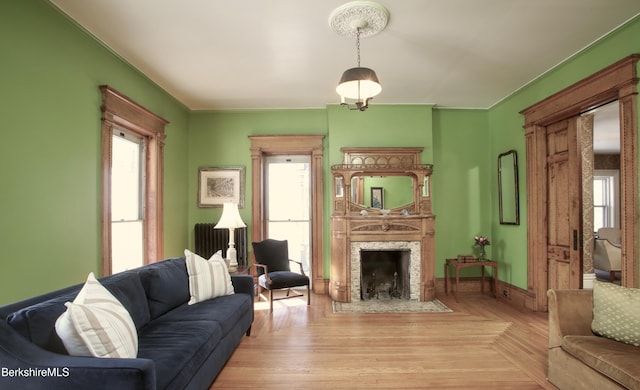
left=360, top=250, right=410, bottom=300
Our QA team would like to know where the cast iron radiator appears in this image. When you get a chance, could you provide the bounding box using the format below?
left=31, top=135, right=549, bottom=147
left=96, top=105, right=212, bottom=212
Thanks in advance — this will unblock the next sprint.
left=194, top=224, right=248, bottom=267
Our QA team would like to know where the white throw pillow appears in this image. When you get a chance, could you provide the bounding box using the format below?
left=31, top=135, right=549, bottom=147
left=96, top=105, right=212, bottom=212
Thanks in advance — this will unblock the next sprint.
left=185, top=249, right=234, bottom=304
left=55, top=272, right=138, bottom=358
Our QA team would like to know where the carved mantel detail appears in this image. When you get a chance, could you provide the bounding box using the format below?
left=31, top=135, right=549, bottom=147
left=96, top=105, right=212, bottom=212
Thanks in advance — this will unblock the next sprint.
left=329, top=147, right=436, bottom=302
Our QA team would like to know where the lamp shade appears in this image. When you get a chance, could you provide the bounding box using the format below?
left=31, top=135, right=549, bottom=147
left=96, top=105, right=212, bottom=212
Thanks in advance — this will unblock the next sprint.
left=336, top=67, right=382, bottom=99
left=214, top=203, right=246, bottom=229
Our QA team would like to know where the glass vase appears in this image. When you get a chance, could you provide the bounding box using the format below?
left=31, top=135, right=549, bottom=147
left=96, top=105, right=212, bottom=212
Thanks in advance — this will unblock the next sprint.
left=478, top=246, right=486, bottom=260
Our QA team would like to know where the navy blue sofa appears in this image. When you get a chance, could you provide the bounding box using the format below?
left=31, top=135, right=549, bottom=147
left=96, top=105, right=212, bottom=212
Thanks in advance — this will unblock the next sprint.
left=0, top=257, right=254, bottom=390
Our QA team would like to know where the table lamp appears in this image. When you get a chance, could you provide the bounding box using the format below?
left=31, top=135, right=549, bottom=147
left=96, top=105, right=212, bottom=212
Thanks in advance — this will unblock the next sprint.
left=214, top=202, right=246, bottom=271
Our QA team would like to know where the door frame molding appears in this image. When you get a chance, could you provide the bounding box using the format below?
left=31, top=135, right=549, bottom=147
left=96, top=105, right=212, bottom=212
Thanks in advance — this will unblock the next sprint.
left=249, top=135, right=326, bottom=294
left=520, top=54, right=639, bottom=311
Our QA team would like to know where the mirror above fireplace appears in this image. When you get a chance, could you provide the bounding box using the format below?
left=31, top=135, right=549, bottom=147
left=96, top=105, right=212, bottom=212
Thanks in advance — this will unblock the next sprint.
left=349, top=175, right=414, bottom=210
left=332, top=147, right=433, bottom=216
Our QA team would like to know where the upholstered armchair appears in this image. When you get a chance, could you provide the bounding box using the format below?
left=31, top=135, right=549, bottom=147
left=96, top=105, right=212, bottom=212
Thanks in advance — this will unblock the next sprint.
left=252, top=239, right=310, bottom=312
left=594, top=228, right=621, bottom=282
left=597, top=227, right=621, bottom=245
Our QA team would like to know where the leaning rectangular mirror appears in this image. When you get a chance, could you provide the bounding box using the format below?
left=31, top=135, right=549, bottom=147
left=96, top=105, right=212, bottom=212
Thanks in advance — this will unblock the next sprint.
left=498, top=150, right=520, bottom=225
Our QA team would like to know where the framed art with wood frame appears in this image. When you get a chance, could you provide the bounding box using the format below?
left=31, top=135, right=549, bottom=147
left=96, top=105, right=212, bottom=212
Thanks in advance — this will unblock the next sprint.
left=198, top=166, right=245, bottom=208
left=371, top=186, right=384, bottom=209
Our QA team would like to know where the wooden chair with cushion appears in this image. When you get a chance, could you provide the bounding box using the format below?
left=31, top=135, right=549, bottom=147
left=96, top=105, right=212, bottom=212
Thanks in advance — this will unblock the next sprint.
left=251, top=239, right=310, bottom=312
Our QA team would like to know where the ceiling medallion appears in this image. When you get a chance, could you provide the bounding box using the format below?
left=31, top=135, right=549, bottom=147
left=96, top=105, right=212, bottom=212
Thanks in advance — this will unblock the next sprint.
left=329, top=1, right=390, bottom=38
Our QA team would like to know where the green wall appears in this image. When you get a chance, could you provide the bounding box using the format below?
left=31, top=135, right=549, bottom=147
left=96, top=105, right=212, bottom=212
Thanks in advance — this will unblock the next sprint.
left=432, top=109, right=492, bottom=276
left=0, top=1, right=190, bottom=304
left=187, top=105, right=495, bottom=279
left=187, top=109, right=328, bottom=245
left=1, top=1, right=638, bottom=305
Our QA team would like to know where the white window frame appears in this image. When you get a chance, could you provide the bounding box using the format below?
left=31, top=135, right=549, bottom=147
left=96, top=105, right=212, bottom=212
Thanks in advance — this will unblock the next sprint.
left=593, top=169, right=620, bottom=231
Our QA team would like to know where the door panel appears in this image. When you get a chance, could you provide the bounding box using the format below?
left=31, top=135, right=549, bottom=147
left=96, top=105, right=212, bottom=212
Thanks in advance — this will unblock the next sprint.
left=546, top=118, right=582, bottom=290
left=549, top=260, right=572, bottom=290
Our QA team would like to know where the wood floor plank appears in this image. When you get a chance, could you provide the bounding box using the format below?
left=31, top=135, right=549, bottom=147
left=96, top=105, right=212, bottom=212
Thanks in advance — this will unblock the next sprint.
left=211, top=292, right=556, bottom=389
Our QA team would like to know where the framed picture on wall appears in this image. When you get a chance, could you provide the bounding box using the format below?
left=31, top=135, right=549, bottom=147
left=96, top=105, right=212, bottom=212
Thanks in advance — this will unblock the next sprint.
left=198, top=166, right=245, bottom=208
left=371, top=187, right=384, bottom=209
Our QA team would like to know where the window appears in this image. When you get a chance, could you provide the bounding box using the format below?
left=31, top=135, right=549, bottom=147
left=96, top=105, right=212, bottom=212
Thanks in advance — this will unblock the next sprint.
left=100, top=86, right=168, bottom=275
left=593, top=170, right=619, bottom=232
left=265, top=155, right=311, bottom=277
left=111, top=130, right=145, bottom=273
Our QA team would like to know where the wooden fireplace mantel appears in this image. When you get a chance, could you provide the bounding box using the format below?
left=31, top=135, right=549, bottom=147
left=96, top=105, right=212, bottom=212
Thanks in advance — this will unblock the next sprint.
left=329, top=147, right=436, bottom=302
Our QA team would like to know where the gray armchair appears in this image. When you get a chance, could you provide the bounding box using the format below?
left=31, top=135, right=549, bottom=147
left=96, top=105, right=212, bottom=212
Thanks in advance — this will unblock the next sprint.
left=594, top=228, right=621, bottom=282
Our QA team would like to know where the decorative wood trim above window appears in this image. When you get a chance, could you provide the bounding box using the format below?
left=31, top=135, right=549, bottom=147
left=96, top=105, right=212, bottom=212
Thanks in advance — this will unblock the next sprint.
left=100, top=85, right=169, bottom=276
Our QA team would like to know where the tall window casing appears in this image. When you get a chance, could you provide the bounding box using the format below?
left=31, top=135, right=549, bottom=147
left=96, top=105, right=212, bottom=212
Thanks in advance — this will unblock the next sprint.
left=100, top=85, right=168, bottom=276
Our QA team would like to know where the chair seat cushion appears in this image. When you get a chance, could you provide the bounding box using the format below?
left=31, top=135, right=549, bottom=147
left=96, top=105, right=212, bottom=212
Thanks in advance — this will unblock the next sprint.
left=259, top=271, right=309, bottom=290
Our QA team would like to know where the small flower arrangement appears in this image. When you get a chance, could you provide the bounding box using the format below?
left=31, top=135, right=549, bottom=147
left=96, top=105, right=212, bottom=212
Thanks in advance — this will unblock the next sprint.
left=474, top=235, right=490, bottom=247
left=474, top=235, right=490, bottom=260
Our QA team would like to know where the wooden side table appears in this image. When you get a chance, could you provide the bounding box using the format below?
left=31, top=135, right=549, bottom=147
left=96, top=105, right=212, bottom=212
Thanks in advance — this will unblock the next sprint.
left=444, top=258, right=498, bottom=302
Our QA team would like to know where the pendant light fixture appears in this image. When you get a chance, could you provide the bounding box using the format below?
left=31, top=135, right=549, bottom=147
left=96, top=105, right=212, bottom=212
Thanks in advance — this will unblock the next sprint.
left=330, top=1, right=389, bottom=111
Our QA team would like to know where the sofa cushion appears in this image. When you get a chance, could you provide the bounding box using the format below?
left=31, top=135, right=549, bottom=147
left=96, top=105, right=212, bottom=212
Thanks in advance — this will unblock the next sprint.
left=138, top=257, right=190, bottom=319
left=6, top=271, right=148, bottom=354
left=185, top=249, right=234, bottom=304
left=156, top=293, right=252, bottom=337
left=55, top=272, right=138, bottom=358
left=562, top=335, right=640, bottom=389
left=101, top=271, right=151, bottom=330
left=137, top=319, right=222, bottom=390
left=592, top=280, right=640, bottom=347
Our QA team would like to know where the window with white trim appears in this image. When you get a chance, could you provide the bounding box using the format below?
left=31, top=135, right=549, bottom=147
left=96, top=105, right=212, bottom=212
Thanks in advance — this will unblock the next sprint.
left=593, top=169, right=619, bottom=232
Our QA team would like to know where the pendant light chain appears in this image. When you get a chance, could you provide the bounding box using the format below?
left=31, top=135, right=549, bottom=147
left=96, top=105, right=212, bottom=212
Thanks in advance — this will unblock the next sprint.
left=356, top=28, right=361, bottom=67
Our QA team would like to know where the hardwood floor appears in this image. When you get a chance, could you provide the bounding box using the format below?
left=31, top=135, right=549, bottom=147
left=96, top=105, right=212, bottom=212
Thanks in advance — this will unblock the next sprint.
left=211, top=291, right=557, bottom=389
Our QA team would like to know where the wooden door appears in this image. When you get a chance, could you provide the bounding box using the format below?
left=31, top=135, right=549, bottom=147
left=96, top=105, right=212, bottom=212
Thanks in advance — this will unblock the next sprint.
left=522, top=56, right=638, bottom=311
left=546, top=117, right=582, bottom=290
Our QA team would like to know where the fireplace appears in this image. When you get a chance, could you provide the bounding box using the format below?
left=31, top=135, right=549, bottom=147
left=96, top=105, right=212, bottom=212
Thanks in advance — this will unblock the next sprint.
left=360, top=250, right=410, bottom=300
left=329, top=147, right=435, bottom=303
left=350, top=241, right=421, bottom=302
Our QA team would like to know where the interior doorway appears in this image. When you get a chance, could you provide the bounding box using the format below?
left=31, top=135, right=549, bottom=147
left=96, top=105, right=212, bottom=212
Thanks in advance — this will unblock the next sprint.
left=265, top=155, right=311, bottom=281
left=520, top=55, right=638, bottom=311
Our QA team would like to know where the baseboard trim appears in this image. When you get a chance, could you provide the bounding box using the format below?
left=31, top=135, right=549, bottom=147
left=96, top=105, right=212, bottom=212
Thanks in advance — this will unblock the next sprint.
left=434, top=277, right=539, bottom=310
left=322, top=277, right=542, bottom=311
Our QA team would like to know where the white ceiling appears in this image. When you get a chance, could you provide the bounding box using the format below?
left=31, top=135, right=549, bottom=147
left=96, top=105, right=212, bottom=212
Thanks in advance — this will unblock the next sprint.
left=49, top=0, right=640, bottom=111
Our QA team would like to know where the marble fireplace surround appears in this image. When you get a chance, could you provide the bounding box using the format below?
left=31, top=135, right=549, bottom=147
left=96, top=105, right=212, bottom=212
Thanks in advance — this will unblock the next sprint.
left=351, top=241, right=421, bottom=302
